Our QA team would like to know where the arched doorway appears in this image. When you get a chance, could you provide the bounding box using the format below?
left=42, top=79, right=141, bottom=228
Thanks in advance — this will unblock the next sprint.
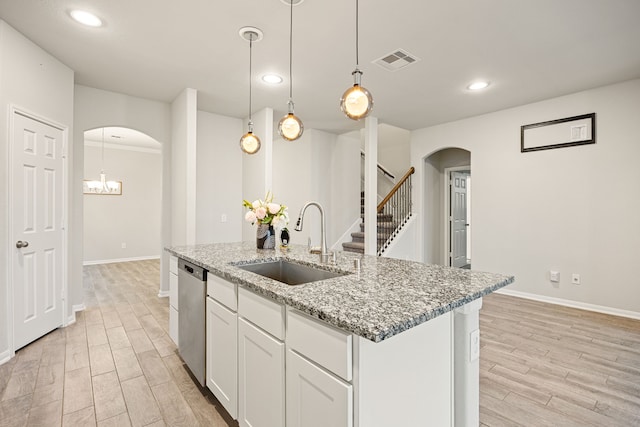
left=82, top=127, right=162, bottom=268
left=422, top=148, right=471, bottom=267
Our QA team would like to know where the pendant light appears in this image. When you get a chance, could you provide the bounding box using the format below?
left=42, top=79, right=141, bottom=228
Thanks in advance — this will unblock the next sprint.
left=277, top=0, right=304, bottom=141
left=86, top=128, right=119, bottom=194
left=340, top=0, right=373, bottom=120
left=239, top=29, right=262, bottom=154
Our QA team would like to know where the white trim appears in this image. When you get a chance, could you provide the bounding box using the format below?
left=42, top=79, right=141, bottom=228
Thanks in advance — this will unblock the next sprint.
left=331, top=217, right=362, bottom=251
left=157, top=290, right=170, bottom=298
left=443, top=166, right=470, bottom=267
left=83, top=255, right=160, bottom=266
left=67, top=303, right=86, bottom=326
left=73, top=303, right=86, bottom=312
left=496, top=288, right=640, bottom=320
left=0, top=349, right=11, bottom=366
left=84, top=140, right=161, bottom=154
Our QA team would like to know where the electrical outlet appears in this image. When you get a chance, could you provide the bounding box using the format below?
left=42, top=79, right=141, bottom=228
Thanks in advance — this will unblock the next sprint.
left=221, top=214, right=227, bottom=223
left=550, top=271, right=560, bottom=282
left=572, top=273, right=581, bottom=285
left=470, top=329, right=480, bottom=362
left=121, top=242, right=126, bottom=249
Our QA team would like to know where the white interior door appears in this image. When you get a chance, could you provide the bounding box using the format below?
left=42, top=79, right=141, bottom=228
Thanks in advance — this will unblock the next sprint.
left=12, top=111, right=65, bottom=350
left=450, top=171, right=468, bottom=268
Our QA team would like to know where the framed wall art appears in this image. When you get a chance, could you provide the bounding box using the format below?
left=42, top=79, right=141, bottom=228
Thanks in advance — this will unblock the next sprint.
left=521, top=113, right=595, bottom=153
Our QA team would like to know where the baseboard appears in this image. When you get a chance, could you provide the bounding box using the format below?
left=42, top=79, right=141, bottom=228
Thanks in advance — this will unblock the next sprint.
left=73, top=303, right=86, bottom=312
left=0, top=349, right=11, bottom=366
left=157, top=290, right=169, bottom=298
left=496, top=288, right=640, bottom=320
left=83, top=255, right=160, bottom=266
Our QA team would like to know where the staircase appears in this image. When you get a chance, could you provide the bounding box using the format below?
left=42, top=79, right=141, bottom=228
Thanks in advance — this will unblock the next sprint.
left=342, top=167, right=415, bottom=255
left=342, top=194, right=396, bottom=254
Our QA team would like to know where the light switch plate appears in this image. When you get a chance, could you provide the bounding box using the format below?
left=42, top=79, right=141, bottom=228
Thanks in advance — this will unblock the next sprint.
left=550, top=271, right=560, bottom=282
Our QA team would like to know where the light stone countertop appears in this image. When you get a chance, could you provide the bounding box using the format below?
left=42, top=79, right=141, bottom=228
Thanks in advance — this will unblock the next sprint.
left=166, top=242, right=514, bottom=342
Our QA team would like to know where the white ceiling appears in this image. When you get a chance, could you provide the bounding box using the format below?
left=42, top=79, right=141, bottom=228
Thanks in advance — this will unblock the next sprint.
left=84, top=127, right=161, bottom=151
left=2, top=0, right=639, bottom=135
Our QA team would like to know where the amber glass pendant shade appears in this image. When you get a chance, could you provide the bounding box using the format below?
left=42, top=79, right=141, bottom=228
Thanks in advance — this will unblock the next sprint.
left=340, top=82, right=373, bottom=120
left=240, top=131, right=261, bottom=154
left=277, top=0, right=304, bottom=141
left=278, top=112, right=304, bottom=141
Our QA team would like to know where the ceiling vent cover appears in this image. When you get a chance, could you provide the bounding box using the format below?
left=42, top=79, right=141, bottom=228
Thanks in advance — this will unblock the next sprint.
left=373, top=49, right=420, bottom=72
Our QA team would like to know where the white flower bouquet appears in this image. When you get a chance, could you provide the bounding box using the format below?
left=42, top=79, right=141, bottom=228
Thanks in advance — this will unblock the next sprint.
left=242, top=191, right=289, bottom=229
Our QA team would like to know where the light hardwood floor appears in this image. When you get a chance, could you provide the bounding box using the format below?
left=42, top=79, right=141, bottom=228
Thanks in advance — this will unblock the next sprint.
left=0, top=260, right=639, bottom=426
left=480, top=293, right=640, bottom=426
left=0, top=260, right=237, bottom=427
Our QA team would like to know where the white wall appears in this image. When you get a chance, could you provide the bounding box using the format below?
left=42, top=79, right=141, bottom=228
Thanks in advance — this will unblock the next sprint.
left=412, top=79, right=640, bottom=314
left=271, top=129, right=360, bottom=249
left=74, top=85, right=172, bottom=301
left=83, top=144, right=161, bottom=262
left=331, top=133, right=361, bottom=246
left=0, top=20, right=74, bottom=360
left=378, top=123, right=411, bottom=178
left=196, top=111, right=243, bottom=243
left=382, top=216, right=420, bottom=262
left=242, top=108, right=274, bottom=242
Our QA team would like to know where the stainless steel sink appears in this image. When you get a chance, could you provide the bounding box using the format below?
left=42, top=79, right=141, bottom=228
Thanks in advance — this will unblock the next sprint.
left=237, top=260, right=348, bottom=285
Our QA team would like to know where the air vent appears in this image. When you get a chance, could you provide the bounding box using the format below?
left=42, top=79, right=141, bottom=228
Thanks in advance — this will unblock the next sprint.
left=373, top=49, right=420, bottom=72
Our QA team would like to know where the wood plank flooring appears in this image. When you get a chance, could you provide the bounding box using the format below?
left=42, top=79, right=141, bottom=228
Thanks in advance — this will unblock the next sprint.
left=0, top=260, right=236, bottom=427
left=1, top=260, right=639, bottom=426
left=480, top=293, right=640, bottom=426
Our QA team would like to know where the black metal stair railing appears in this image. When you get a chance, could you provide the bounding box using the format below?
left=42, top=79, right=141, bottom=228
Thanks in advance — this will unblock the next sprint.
left=376, top=166, right=415, bottom=255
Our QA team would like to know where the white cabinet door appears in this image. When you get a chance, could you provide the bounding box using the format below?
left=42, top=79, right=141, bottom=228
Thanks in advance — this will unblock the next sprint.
left=206, top=297, right=238, bottom=419
left=286, top=349, right=353, bottom=427
left=238, top=318, right=285, bottom=427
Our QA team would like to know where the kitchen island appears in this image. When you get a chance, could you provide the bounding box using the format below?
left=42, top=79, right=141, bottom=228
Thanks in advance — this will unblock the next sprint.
left=167, top=242, right=514, bottom=427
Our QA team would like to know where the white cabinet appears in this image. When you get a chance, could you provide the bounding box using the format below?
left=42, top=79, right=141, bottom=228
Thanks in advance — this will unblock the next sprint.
left=287, top=349, right=352, bottom=427
left=169, top=255, right=179, bottom=345
left=238, top=317, right=285, bottom=427
left=286, top=309, right=353, bottom=427
left=206, top=297, right=237, bottom=419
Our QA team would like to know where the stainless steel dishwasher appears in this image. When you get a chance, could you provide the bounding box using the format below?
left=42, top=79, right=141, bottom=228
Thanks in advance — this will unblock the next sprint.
left=178, top=258, right=207, bottom=386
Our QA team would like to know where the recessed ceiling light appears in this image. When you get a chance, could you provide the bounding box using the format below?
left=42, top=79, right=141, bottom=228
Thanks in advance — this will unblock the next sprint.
left=262, top=74, right=283, bottom=84
left=70, top=10, right=103, bottom=27
left=467, top=81, right=490, bottom=91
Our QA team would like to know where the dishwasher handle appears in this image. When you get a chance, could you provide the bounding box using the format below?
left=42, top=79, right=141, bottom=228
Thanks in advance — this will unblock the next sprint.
left=178, top=258, right=207, bottom=281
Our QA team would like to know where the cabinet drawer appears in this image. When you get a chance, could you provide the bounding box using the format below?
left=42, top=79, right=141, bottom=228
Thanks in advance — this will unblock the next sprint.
left=207, top=274, right=237, bottom=312
left=238, top=287, right=285, bottom=340
left=169, top=255, right=178, bottom=274
left=287, top=308, right=352, bottom=382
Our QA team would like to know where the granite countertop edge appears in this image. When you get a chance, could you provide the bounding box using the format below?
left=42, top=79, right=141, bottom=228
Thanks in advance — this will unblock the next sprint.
left=166, top=243, right=514, bottom=343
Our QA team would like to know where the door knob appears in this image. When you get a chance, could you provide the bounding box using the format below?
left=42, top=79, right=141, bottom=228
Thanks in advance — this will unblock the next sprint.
left=16, top=241, right=29, bottom=248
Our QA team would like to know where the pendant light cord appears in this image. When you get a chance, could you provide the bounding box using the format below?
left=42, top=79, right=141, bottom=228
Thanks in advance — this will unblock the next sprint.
left=101, top=127, right=105, bottom=173
left=289, top=0, right=293, bottom=100
left=355, top=0, right=359, bottom=69
left=248, top=33, right=253, bottom=123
